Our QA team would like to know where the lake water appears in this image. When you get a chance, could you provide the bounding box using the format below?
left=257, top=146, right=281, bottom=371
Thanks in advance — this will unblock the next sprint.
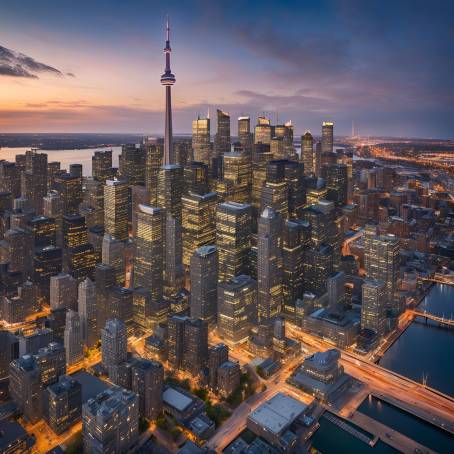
left=379, top=284, right=454, bottom=396
left=0, top=146, right=122, bottom=176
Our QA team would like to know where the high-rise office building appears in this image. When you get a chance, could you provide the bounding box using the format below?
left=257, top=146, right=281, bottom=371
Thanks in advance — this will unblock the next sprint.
left=219, top=152, right=251, bottom=203
left=238, top=116, right=253, bottom=155
left=92, top=150, right=113, bottom=183
left=257, top=208, right=283, bottom=325
left=301, top=131, right=314, bottom=175
left=133, top=205, right=164, bottom=304
left=34, top=342, right=67, bottom=387
left=218, top=274, right=257, bottom=344
left=4, top=228, right=34, bottom=276
left=54, top=173, right=82, bottom=215
left=9, top=355, right=42, bottom=423
left=119, top=144, right=146, bottom=185
left=190, top=245, right=218, bottom=324
left=157, top=165, right=184, bottom=297
left=62, top=214, right=96, bottom=279
left=361, top=279, right=387, bottom=337
left=29, top=215, right=57, bottom=248
left=109, top=287, right=134, bottom=334
left=282, top=219, right=309, bottom=318
left=33, top=245, right=63, bottom=304
left=104, top=179, right=129, bottom=242
left=82, top=386, right=139, bottom=453
left=64, top=310, right=83, bottom=366
left=208, top=343, right=229, bottom=390
left=274, top=121, right=295, bottom=159
left=101, top=319, right=127, bottom=371
left=131, top=359, right=164, bottom=420
left=260, top=180, right=288, bottom=220
left=214, top=109, right=231, bottom=158
left=78, top=277, right=97, bottom=348
left=183, top=161, right=209, bottom=196
left=192, top=116, right=211, bottom=165
left=102, top=233, right=126, bottom=285
left=182, top=192, right=217, bottom=266
left=327, top=271, right=346, bottom=309
left=322, top=163, right=348, bottom=206
left=50, top=273, right=78, bottom=311
left=303, top=243, right=333, bottom=296
left=144, top=141, right=162, bottom=206
left=321, top=121, right=334, bottom=153
left=0, top=331, right=18, bottom=379
left=21, top=150, right=48, bottom=214
left=216, top=202, right=252, bottom=281
left=44, top=375, right=82, bottom=435
left=254, top=116, right=272, bottom=144
left=167, top=315, right=208, bottom=376
left=94, top=263, right=116, bottom=335
left=364, top=226, right=401, bottom=313
left=0, top=160, right=21, bottom=197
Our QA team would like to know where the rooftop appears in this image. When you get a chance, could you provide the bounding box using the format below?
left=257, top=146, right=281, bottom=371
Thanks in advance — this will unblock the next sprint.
left=248, top=392, right=307, bottom=435
left=163, top=387, right=194, bottom=412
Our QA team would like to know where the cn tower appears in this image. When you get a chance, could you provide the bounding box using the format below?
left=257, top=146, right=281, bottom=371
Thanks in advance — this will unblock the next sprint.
left=160, top=17, right=175, bottom=165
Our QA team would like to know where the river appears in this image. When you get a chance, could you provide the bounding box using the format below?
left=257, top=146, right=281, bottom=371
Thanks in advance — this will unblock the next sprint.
left=380, top=284, right=454, bottom=396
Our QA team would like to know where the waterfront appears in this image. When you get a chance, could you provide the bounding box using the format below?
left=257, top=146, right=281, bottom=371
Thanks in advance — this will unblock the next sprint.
left=358, top=396, right=454, bottom=452
left=310, top=415, right=398, bottom=453
left=0, top=146, right=121, bottom=176
left=380, top=284, right=454, bottom=396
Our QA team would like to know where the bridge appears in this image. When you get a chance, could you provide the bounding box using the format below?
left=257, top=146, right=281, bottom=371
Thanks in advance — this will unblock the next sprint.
left=409, top=309, right=454, bottom=328
left=417, top=275, right=454, bottom=285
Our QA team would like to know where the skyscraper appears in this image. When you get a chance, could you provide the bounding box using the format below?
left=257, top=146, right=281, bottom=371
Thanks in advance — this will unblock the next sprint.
left=83, top=386, right=139, bottom=453
left=301, top=131, right=314, bottom=175
left=131, top=359, right=164, bottom=420
left=192, top=116, right=211, bottom=165
left=321, top=121, right=334, bottom=153
left=361, top=279, right=387, bottom=337
left=216, top=202, right=252, bottom=281
left=44, top=375, right=82, bottom=435
left=92, top=149, right=113, bottom=183
left=119, top=144, right=146, bottom=185
left=238, top=116, right=253, bottom=155
left=214, top=109, right=231, bottom=155
left=78, top=277, right=97, bottom=348
left=182, top=192, right=217, bottom=266
left=218, top=152, right=251, bottom=204
left=257, top=208, right=283, bottom=325
left=167, top=315, right=208, bottom=376
left=161, top=17, right=176, bottom=165
left=64, top=310, right=83, bottom=366
left=157, top=165, right=184, bottom=297
left=133, top=205, right=164, bottom=305
left=101, top=319, right=127, bottom=372
left=364, top=226, right=401, bottom=313
left=254, top=116, right=272, bottom=144
left=104, top=179, right=129, bottom=242
left=190, top=245, right=218, bottom=324
left=217, top=275, right=257, bottom=344
left=50, top=273, right=78, bottom=311
left=21, top=150, right=48, bottom=214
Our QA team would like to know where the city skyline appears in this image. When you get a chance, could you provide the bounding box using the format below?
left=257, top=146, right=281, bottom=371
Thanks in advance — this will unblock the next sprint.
left=0, top=0, right=453, bottom=138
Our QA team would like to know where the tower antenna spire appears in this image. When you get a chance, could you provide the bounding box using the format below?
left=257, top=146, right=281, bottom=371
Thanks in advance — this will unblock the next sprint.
left=160, top=15, right=176, bottom=165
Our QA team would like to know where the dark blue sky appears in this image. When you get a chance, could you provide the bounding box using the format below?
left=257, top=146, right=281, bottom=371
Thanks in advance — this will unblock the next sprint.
left=0, top=0, right=453, bottom=137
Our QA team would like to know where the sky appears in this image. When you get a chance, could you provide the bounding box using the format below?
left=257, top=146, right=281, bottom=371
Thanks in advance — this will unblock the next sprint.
left=0, top=0, right=453, bottom=138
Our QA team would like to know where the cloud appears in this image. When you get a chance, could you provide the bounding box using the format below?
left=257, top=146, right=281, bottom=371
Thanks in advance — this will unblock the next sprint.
left=0, top=45, right=70, bottom=78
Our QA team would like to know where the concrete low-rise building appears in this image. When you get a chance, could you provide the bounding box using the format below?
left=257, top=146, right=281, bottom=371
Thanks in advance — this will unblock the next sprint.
left=247, top=392, right=311, bottom=452
left=288, top=349, right=350, bottom=402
